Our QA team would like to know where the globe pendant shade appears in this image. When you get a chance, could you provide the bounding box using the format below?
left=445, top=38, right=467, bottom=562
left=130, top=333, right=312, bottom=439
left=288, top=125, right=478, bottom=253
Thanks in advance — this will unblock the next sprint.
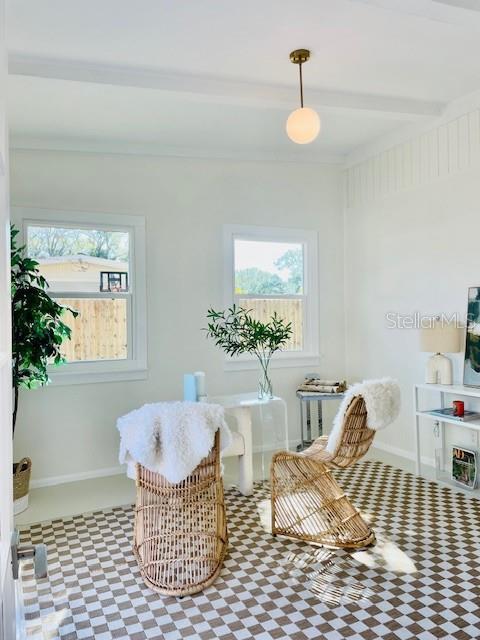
left=286, top=107, right=321, bottom=144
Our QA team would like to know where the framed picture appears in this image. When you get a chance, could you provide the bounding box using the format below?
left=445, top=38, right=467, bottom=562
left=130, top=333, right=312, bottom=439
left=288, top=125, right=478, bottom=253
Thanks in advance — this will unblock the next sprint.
left=100, top=271, right=128, bottom=293
left=463, top=286, right=480, bottom=387
left=451, top=446, right=477, bottom=490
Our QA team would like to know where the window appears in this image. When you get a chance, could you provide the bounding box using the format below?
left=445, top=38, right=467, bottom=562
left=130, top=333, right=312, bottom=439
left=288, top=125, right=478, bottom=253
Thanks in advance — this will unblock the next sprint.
left=224, top=225, right=319, bottom=369
left=15, top=208, right=147, bottom=384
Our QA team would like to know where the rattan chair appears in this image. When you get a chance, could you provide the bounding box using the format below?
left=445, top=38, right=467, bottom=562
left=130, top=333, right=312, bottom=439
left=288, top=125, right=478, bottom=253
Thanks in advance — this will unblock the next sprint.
left=271, top=395, right=377, bottom=549
left=134, top=430, right=227, bottom=596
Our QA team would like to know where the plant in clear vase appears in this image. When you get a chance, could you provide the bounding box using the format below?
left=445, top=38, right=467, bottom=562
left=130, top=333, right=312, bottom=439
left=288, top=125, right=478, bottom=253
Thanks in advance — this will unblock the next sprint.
left=205, top=306, right=292, bottom=400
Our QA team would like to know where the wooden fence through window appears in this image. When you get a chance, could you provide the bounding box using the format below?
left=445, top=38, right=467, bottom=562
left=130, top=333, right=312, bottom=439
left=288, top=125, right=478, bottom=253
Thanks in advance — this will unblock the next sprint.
left=58, top=297, right=128, bottom=362
left=237, top=298, right=303, bottom=351
left=58, top=297, right=303, bottom=363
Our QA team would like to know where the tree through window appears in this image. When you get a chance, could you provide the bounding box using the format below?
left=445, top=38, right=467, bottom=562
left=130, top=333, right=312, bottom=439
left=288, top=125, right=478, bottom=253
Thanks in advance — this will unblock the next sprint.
left=233, top=239, right=305, bottom=351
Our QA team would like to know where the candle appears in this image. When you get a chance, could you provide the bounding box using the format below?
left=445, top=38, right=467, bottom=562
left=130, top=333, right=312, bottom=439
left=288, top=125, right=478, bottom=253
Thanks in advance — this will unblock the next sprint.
left=194, top=371, right=206, bottom=401
left=183, top=374, right=197, bottom=402
left=453, top=400, right=465, bottom=417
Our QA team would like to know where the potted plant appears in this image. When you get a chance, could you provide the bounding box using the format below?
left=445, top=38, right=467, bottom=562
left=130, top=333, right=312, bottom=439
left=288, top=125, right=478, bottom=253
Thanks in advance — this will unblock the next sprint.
left=11, top=225, right=77, bottom=514
left=205, top=305, right=292, bottom=399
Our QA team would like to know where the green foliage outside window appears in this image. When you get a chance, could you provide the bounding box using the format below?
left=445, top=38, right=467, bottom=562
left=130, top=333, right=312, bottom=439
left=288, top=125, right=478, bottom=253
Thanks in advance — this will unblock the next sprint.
left=234, top=247, right=303, bottom=296
left=27, top=225, right=128, bottom=261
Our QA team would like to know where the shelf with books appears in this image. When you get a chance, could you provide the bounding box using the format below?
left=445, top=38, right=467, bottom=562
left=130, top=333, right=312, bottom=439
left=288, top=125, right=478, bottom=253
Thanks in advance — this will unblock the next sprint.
left=414, top=383, right=480, bottom=477
left=434, top=448, right=480, bottom=497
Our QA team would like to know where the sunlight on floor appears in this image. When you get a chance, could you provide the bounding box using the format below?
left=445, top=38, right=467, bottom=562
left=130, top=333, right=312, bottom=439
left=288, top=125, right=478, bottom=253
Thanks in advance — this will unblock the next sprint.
left=257, top=494, right=417, bottom=607
left=274, top=547, right=383, bottom=607
left=256, top=498, right=272, bottom=531
left=353, top=537, right=417, bottom=574
left=19, top=564, right=71, bottom=638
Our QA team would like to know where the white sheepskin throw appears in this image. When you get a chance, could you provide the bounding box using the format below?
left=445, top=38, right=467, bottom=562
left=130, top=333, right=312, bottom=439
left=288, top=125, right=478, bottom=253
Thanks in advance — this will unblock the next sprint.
left=325, top=378, right=401, bottom=455
left=117, top=401, right=231, bottom=484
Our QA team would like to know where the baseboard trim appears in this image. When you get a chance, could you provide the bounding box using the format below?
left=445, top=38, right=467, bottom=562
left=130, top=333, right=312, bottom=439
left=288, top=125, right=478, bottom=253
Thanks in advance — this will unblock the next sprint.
left=30, top=465, right=125, bottom=489
left=29, top=442, right=301, bottom=488
left=30, top=441, right=431, bottom=489
left=252, top=439, right=301, bottom=455
left=373, top=441, right=435, bottom=468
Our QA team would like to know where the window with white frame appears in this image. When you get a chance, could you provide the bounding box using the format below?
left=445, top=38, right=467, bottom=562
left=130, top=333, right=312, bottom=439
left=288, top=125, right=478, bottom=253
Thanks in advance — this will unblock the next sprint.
left=224, top=225, right=319, bottom=367
left=16, top=208, right=147, bottom=384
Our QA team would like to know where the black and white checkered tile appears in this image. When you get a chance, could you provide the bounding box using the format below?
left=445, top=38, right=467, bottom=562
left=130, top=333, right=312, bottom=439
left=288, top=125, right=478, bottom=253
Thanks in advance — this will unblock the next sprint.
left=19, top=461, right=480, bottom=639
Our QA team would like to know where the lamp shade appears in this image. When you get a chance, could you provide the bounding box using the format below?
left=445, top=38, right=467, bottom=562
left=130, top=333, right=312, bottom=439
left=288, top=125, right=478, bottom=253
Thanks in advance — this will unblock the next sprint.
left=286, top=107, right=321, bottom=144
left=420, top=321, right=461, bottom=353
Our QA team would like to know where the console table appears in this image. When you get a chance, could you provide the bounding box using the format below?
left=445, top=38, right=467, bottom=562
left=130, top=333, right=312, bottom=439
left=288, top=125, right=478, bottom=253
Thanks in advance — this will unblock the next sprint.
left=414, top=383, right=480, bottom=494
left=296, top=390, right=345, bottom=451
left=209, top=393, right=288, bottom=496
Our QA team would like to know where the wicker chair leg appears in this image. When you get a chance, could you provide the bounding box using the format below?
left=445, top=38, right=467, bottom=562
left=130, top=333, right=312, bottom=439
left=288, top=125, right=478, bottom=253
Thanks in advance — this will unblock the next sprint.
left=271, top=452, right=375, bottom=549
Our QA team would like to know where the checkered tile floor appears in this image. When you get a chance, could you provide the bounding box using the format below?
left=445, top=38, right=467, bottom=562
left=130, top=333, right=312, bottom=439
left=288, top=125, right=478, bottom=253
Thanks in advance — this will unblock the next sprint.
left=19, top=461, right=480, bottom=639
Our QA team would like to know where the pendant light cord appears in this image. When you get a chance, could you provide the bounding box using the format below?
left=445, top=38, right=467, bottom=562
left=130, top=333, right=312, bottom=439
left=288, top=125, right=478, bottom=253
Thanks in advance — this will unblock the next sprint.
left=299, top=63, right=304, bottom=108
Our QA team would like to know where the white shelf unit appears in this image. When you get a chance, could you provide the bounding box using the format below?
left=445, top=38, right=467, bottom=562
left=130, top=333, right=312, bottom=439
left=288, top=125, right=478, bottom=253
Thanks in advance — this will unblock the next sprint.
left=414, top=383, right=480, bottom=496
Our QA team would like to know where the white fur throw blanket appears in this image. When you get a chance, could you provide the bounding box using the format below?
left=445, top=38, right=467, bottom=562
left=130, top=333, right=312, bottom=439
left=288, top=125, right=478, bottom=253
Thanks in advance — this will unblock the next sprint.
left=325, top=378, right=401, bottom=454
left=117, top=402, right=231, bottom=483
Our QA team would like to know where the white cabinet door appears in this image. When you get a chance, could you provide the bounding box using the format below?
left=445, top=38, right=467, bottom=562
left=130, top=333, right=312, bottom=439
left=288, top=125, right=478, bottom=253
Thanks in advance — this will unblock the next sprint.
left=0, top=0, right=15, bottom=637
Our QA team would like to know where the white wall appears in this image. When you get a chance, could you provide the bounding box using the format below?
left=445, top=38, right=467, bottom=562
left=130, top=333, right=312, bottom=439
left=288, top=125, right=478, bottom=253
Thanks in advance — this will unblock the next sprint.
left=0, top=0, right=17, bottom=636
left=345, top=108, right=480, bottom=463
left=10, top=149, right=345, bottom=484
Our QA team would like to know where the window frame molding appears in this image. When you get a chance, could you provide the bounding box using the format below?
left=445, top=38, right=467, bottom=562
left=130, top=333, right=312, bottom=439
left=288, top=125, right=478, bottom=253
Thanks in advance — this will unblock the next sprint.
left=223, top=224, right=319, bottom=371
left=13, top=207, right=147, bottom=385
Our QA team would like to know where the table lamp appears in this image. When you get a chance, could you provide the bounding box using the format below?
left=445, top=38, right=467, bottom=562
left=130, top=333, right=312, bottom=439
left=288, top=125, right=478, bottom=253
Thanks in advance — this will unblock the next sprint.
left=420, top=320, right=461, bottom=385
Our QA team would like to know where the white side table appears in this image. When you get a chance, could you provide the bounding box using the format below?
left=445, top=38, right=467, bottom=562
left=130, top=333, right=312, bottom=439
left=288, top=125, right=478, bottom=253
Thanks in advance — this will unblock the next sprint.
left=209, top=393, right=288, bottom=496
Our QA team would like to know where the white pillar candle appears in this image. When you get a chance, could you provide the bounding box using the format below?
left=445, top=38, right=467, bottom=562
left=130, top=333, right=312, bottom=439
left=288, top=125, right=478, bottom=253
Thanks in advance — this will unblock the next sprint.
left=194, top=371, right=206, bottom=400
left=183, top=374, right=197, bottom=402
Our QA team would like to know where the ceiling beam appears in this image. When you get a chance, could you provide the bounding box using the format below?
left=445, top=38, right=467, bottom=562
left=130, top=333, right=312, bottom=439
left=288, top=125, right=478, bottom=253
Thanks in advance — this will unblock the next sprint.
left=434, top=0, right=480, bottom=11
left=8, top=53, right=445, bottom=121
left=9, top=133, right=347, bottom=165
left=349, top=0, right=480, bottom=25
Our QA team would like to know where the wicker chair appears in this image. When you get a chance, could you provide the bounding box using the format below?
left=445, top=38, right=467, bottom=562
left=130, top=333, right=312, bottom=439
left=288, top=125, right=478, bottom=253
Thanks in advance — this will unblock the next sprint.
left=134, top=430, right=227, bottom=596
left=271, top=395, right=377, bottom=549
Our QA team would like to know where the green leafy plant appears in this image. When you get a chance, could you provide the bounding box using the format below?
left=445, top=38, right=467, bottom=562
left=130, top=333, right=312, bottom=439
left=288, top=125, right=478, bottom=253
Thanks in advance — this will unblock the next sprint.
left=11, top=225, right=78, bottom=436
left=205, top=305, right=292, bottom=398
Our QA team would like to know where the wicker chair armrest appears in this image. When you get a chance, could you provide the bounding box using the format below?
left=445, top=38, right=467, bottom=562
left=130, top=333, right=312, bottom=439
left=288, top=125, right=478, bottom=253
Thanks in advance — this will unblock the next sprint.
left=301, top=436, right=333, bottom=463
left=271, top=439, right=333, bottom=465
left=271, top=450, right=299, bottom=463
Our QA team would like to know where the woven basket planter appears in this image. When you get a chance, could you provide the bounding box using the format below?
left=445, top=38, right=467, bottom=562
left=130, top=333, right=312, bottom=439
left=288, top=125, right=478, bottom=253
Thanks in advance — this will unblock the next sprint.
left=13, top=457, right=32, bottom=514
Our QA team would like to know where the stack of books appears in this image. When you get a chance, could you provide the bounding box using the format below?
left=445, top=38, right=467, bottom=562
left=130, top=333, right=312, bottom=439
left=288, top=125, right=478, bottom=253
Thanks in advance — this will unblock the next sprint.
left=297, top=378, right=347, bottom=394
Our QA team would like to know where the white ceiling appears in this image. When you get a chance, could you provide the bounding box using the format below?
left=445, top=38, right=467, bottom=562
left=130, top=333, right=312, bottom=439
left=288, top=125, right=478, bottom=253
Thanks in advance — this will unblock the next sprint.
left=7, top=0, right=480, bottom=161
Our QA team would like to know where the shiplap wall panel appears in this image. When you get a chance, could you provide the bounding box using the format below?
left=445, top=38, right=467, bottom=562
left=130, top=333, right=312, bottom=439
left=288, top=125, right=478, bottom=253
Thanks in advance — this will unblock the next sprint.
left=346, top=107, right=480, bottom=208
left=458, top=114, right=469, bottom=172
left=469, top=111, right=480, bottom=166
left=411, top=137, right=421, bottom=189
left=448, top=119, right=459, bottom=175
left=428, top=129, right=439, bottom=181
left=438, top=124, right=448, bottom=179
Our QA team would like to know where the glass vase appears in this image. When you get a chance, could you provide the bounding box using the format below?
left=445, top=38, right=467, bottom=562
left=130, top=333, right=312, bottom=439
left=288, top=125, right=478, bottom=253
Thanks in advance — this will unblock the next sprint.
left=257, top=354, right=273, bottom=400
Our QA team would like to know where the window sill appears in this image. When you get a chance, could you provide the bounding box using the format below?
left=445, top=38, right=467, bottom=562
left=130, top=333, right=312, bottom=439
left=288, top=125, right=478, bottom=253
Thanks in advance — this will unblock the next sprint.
left=223, top=354, right=320, bottom=372
left=48, top=364, right=148, bottom=386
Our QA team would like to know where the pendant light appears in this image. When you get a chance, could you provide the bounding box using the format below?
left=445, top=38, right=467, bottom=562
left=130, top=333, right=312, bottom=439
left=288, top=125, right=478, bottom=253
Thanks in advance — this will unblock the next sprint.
left=286, top=49, right=320, bottom=144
